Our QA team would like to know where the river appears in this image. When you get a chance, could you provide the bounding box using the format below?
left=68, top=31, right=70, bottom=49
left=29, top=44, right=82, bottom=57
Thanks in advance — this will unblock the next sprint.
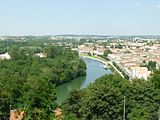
left=55, top=57, right=112, bottom=105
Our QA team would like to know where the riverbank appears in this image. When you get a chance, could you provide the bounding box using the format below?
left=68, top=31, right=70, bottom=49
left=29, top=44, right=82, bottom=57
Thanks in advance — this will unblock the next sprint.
left=56, top=57, right=112, bottom=105
left=80, top=54, right=124, bottom=78
left=80, top=55, right=109, bottom=66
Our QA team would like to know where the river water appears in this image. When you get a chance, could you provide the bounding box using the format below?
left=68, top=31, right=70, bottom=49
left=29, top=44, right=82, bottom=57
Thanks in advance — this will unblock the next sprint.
left=56, top=57, right=112, bottom=105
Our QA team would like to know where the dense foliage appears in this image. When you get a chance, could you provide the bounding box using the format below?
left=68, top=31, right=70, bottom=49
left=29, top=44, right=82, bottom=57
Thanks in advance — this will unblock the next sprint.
left=1, top=40, right=160, bottom=120
left=150, top=69, right=160, bottom=97
left=0, top=46, right=86, bottom=119
left=98, top=49, right=112, bottom=60
left=62, top=74, right=160, bottom=120
left=141, top=60, right=157, bottom=72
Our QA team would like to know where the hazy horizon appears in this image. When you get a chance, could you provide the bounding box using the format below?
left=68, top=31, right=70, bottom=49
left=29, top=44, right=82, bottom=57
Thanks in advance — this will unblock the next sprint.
left=0, top=34, right=160, bottom=37
left=1, top=0, right=160, bottom=36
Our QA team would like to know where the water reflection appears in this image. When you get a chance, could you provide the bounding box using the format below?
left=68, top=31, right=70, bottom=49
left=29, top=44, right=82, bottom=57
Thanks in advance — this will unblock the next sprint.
left=56, top=57, right=112, bottom=105
left=56, top=76, right=86, bottom=104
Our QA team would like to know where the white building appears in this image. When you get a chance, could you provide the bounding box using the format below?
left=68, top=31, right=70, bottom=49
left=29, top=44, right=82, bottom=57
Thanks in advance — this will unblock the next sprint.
left=0, top=52, right=11, bottom=60
left=93, top=50, right=104, bottom=56
left=35, top=53, right=46, bottom=58
left=130, top=67, right=151, bottom=80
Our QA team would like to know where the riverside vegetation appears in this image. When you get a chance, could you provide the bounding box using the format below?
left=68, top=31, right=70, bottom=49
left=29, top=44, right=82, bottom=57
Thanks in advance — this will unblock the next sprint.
left=62, top=73, right=160, bottom=120
left=0, top=41, right=86, bottom=119
left=0, top=40, right=160, bottom=120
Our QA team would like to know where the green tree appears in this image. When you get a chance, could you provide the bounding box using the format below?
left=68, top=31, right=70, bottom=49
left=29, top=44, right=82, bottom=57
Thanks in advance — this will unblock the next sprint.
left=103, top=49, right=112, bottom=57
left=63, top=74, right=160, bottom=120
left=147, top=61, right=156, bottom=71
left=0, top=45, right=86, bottom=119
left=150, top=69, right=160, bottom=89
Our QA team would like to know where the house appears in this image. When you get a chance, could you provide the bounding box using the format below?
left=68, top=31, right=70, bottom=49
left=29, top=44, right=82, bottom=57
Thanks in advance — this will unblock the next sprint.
left=35, top=53, right=46, bottom=58
left=0, top=52, right=11, bottom=60
left=130, top=67, right=151, bottom=80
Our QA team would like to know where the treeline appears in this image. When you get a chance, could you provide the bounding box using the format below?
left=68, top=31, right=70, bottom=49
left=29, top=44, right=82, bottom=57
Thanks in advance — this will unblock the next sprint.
left=0, top=46, right=86, bottom=119
left=113, top=62, right=129, bottom=79
left=62, top=73, right=160, bottom=120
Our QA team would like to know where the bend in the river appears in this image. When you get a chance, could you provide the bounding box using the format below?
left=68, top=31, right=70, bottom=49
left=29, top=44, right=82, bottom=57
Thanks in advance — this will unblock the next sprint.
left=56, top=57, right=112, bottom=105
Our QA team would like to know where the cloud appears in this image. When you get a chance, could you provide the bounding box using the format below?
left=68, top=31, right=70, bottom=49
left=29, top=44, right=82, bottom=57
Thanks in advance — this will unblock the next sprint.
left=157, top=4, right=160, bottom=8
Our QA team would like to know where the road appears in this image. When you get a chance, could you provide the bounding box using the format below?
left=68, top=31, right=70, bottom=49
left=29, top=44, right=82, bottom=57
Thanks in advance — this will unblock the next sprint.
left=81, top=55, right=124, bottom=78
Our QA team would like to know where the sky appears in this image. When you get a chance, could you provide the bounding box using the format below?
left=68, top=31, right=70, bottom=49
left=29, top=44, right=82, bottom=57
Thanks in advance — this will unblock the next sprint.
left=0, top=0, right=160, bottom=35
